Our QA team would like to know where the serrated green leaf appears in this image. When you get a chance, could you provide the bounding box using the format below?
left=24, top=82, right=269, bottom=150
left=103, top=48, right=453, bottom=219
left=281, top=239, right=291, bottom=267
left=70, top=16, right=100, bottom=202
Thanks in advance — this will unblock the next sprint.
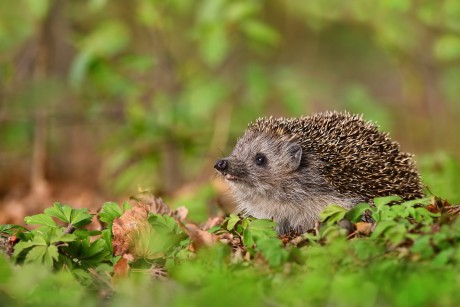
left=101, top=229, right=112, bottom=253
left=371, top=220, right=398, bottom=238
left=432, top=248, right=454, bottom=265
left=411, top=236, right=433, bottom=259
left=59, top=234, right=77, bottom=243
left=23, top=243, right=59, bottom=267
left=390, top=205, right=407, bottom=218
left=45, top=202, right=72, bottom=223
left=400, top=197, right=432, bottom=207
left=241, top=219, right=277, bottom=247
left=320, top=205, right=347, bottom=224
left=99, top=202, right=123, bottom=225
left=24, top=214, right=57, bottom=227
left=0, top=224, right=28, bottom=235
left=208, top=226, right=221, bottom=233
left=45, top=245, right=59, bottom=267
left=241, top=219, right=250, bottom=230
left=374, top=195, right=402, bottom=208
left=73, top=229, right=101, bottom=238
left=344, top=203, right=372, bottom=222
left=414, top=207, right=440, bottom=223
left=70, top=209, right=93, bottom=228
left=12, top=241, right=35, bottom=258
left=256, top=237, right=288, bottom=267
left=149, top=214, right=182, bottom=234
left=41, top=226, right=64, bottom=245
left=24, top=245, right=47, bottom=264
left=226, top=214, right=240, bottom=231
left=249, top=218, right=278, bottom=229
left=242, top=228, right=255, bottom=247
left=85, top=238, right=108, bottom=258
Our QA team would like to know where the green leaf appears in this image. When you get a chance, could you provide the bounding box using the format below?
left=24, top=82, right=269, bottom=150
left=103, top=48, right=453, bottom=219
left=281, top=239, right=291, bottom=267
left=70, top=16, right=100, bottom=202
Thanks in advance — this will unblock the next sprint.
left=149, top=214, right=182, bottom=234
left=247, top=219, right=277, bottom=239
left=32, top=234, right=48, bottom=246
left=320, top=205, right=348, bottom=224
left=414, top=207, right=439, bottom=223
left=45, top=202, right=72, bottom=223
left=242, top=228, right=255, bottom=247
left=12, top=241, right=35, bottom=258
left=61, top=237, right=112, bottom=269
left=73, top=229, right=101, bottom=238
left=256, top=237, right=288, bottom=267
left=101, top=229, right=113, bottom=253
left=344, top=203, right=372, bottom=222
left=400, top=197, right=432, bottom=207
left=84, top=238, right=108, bottom=258
left=24, top=214, right=57, bottom=227
left=24, top=245, right=47, bottom=264
left=208, top=226, right=221, bottom=233
left=70, top=208, right=93, bottom=228
left=371, top=220, right=398, bottom=238
left=374, top=195, right=402, bottom=209
left=411, top=236, right=434, bottom=259
left=0, top=224, right=27, bottom=235
left=24, top=245, right=59, bottom=268
left=226, top=214, right=240, bottom=231
left=99, top=202, right=124, bottom=225
left=432, top=248, right=454, bottom=265
left=59, top=234, right=77, bottom=243
left=122, top=202, right=132, bottom=212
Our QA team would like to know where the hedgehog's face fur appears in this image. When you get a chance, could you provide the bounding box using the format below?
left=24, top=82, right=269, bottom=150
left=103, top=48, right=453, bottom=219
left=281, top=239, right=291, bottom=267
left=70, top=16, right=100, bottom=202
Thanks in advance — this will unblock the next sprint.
left=215, top=130, right=302, bottom=190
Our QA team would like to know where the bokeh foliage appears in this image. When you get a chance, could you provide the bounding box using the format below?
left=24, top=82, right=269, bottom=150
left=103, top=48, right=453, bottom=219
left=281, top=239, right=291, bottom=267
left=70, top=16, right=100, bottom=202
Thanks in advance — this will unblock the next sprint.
left=0, top=0, right=459, bottom=200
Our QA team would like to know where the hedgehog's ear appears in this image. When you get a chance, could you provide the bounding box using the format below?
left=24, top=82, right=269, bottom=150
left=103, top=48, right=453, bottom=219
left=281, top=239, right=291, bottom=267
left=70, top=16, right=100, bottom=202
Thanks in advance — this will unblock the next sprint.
left=287, top=143, right=302, bottom=170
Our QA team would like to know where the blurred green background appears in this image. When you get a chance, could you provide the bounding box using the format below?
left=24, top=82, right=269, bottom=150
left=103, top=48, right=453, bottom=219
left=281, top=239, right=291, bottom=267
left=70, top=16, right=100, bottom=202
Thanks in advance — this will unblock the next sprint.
left=1, top=0, right=460, bottom=221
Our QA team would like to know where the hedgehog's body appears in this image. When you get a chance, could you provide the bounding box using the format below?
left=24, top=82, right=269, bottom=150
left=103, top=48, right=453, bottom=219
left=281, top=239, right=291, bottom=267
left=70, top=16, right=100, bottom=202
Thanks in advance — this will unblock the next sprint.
left=214, top=111, right=424, bottom=234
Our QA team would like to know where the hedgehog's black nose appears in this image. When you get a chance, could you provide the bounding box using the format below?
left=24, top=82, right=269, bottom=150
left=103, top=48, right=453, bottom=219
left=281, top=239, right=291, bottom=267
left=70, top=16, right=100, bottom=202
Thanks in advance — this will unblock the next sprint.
left=214, top=159, right=228, bottom=171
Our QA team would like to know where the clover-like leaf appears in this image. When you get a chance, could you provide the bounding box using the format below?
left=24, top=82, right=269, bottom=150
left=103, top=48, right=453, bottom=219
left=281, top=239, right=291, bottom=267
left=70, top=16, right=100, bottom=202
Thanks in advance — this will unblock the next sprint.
left=226, top=214, right=240, bottom=231
left=24, top=214, right=57, bottom=227
left=70, top=208, right=93, bottom=228
left=99, top=202, right=128, bottom=226
left=45, top=202, right=72, bottom=223
left=374, top=195, right=402, bottom=209
left=320, top=205, right=347, bottom=224
left=344, top=203, right=372, bottom=222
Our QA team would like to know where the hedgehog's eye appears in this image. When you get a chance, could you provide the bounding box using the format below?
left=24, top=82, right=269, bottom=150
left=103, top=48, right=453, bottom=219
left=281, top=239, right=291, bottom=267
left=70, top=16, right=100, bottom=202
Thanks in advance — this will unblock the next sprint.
left=255, top=153, right=267, bottom=166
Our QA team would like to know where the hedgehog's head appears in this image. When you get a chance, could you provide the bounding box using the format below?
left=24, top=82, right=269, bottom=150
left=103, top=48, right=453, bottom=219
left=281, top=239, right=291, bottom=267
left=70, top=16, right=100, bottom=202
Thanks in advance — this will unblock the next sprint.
left=214, top=129, right=303, bottom=195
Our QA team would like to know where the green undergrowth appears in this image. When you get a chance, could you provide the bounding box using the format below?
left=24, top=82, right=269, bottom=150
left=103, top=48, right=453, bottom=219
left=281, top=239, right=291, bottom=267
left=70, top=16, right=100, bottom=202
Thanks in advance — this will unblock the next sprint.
left=1, top=196, right=460, bottom=307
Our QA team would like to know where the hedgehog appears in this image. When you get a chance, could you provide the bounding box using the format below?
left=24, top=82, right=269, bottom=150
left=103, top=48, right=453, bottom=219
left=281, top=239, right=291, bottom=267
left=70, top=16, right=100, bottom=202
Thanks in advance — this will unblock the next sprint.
left=214, top=111, right=424, bottom=234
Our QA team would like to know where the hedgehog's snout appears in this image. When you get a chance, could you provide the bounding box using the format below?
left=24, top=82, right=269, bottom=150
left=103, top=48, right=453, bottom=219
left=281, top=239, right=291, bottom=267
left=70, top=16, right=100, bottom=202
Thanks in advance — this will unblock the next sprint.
left=214, top=159, right=228, bottom=172
left=214, top=158, right=243, bottom=182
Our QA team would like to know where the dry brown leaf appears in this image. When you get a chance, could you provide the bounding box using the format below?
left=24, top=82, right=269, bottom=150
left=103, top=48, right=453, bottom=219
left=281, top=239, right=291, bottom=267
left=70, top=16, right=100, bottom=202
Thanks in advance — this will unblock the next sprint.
left=184, top=223, right=218, bottom=252
left=131, top=193, right=172, bottom=216
left=202, top=216, right=224, bottom=231
left=173, top=206, right=189, bottom=221
left=355, top=222, right=373, bottom=235
left=113, top=255, right=130, bottom=279
left=112, top=204, right=150, bottom=256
